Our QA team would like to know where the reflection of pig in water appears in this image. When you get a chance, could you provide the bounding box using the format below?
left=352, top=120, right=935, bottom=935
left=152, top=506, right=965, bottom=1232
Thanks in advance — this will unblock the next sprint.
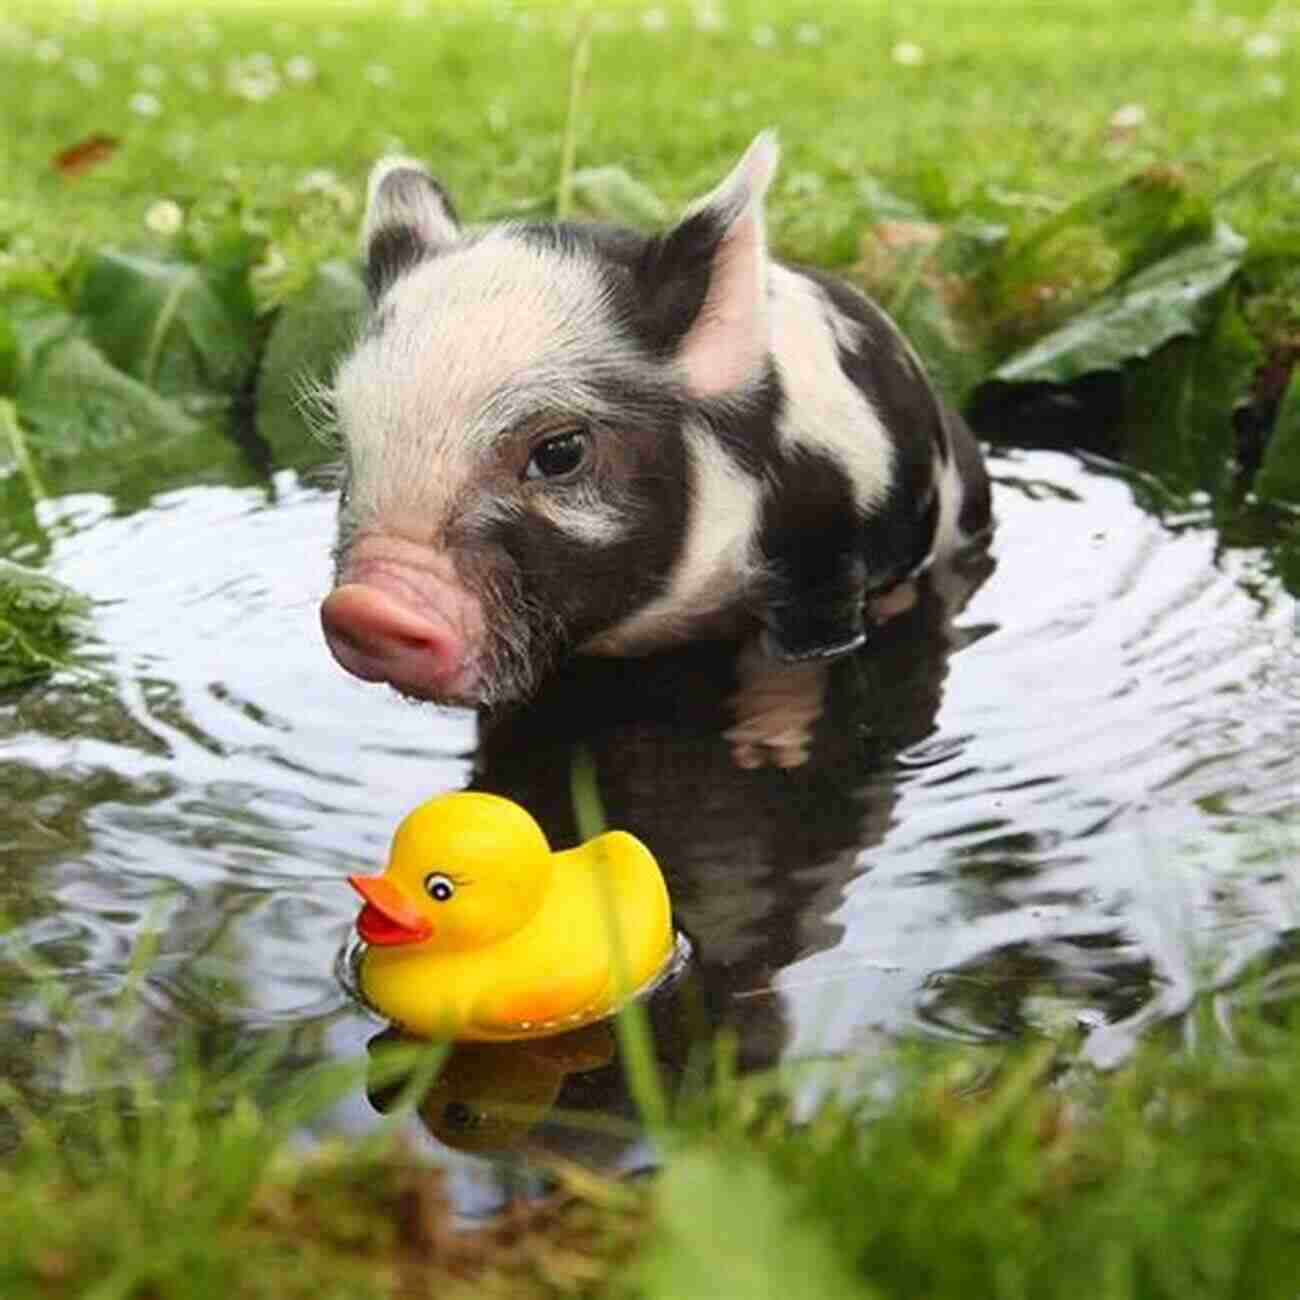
left=319, top=132, right=991, bottom=767
left=360, top=552, right=993, bottom=1174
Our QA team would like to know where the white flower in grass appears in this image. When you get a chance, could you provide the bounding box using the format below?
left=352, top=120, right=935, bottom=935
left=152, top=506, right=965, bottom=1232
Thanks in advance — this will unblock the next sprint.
left=364, top=63, right=393, bottom=87
left=641, top=8, right=668, bottom=31
left=1109, top=103, right=1146, bottom=130
left=285, top=54, right=316, bottom=83
left=129, top=91, right=162, bottom=118
left=68, top=56, right=100, bottom=86
left=34, top=37, right=63, bottom=63
left=751, top=23, right=776, bottom=47
left=297, top=168, right=356, bottom=214
left=144, top=199, right=183, bottom=236
left=694, top=0, right=725, bottom=32
left=795, top=22, right=822, bottom=46
left=891, top=41, right=924, bottom=66
left=227, top=54, right=280, bottom=102
left=1244, top=32, right=1282, bottom=58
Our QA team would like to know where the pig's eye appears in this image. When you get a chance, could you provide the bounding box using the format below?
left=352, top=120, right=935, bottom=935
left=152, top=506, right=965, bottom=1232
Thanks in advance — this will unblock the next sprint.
left=424, top=873, right=455, bottom=902
left=525, top=429, right=588, bottom=481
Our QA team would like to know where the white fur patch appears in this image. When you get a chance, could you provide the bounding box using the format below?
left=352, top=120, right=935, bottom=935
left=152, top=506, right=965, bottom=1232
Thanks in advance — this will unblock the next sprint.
left=584, top=424, right=762, bottom=654
left=929, top=451, right=967, bottom=557
left=334, top=232, right=644, bottom=534
left=529, top=487, right=630, bottom=547
left=768, top=266, right=895, bottom=512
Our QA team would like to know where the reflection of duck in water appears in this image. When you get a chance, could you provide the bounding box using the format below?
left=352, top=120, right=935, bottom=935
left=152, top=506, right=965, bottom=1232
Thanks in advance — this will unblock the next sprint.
left=366, top=1024, right=615, bottom=1153
left=348, top=792, right=674, bottom=1041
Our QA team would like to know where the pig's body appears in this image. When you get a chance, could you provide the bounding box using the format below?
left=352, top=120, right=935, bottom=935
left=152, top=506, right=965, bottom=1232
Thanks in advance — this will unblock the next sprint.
left=321, top=133, right=991, bottom=766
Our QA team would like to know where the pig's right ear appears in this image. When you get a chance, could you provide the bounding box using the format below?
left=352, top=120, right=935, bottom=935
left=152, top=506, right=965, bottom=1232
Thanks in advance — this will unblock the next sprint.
left=637, top=131, right=779, bottom=399
left=361, top=158, right=462, bottom=299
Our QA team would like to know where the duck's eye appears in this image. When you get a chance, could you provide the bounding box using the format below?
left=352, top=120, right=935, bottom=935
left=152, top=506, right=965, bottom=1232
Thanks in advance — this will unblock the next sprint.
left=524, top=429, right=588, bottom=481
left=424, top=872, right=455, bottom=902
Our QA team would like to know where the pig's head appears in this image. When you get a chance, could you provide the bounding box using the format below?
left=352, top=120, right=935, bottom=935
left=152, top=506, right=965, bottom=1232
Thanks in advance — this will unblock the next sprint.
left=321, top=132, right=780, bottom=709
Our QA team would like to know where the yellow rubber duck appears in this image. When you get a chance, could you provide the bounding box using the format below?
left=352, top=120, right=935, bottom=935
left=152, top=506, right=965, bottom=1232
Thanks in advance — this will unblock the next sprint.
left=348, top=792, right=674, bottom=1041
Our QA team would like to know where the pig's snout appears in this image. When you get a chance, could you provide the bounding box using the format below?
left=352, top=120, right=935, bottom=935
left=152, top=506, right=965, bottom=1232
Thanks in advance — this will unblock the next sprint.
left=320, top=583, right=480, bottom=704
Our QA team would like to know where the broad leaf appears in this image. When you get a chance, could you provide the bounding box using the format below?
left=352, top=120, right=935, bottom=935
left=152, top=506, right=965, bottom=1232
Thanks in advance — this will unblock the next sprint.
left=255, top=260, right=367, bottom=471
left=0, top=557, right=90, bottom=688
left=1119, top=286, right=1262, bottom=497
left=11, top=298, right=199, bottom=452
left=1254, top=370, right=1300, bottom=504
left=75, top=248, right=256, bottom=399
left=992, top=222, right=1246, bottom=386
left=996, top=167, right=1213, bottom=293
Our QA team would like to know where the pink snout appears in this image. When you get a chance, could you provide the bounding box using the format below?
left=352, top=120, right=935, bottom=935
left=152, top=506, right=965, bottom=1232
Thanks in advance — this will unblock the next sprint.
left=320, top=583, right=478, bottom=703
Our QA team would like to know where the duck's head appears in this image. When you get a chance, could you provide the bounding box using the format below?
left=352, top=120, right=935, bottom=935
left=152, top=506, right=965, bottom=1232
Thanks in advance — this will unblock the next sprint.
left=349, top=792, right=555, bottom=952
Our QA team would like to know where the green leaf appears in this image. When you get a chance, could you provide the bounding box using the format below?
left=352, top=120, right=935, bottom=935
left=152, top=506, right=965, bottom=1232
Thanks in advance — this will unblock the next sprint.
left=1255, top=369, right=1300, bottom=504
left=75, top=248, right=256, bottom=399
left=1118, top=285, right=1262, bottom=496
left=569, top=165, right=668, bottom=225
left=0, top=557, right=89, bottom=688
left=998, top=167, right=1213, bottom=292
left=255, top=260, right=367, bottom=470
left=993, top=221, right=1246, bottom=386
left=12, top=299, right=199, bottom=453
left=633, top=1148, right=873, bottom=1300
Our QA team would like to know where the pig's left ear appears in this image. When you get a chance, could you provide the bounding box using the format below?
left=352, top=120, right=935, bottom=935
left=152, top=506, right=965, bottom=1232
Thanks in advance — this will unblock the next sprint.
left=361, top=158, right=462, bottom=300
left=638, top=131, right=778, bottom=398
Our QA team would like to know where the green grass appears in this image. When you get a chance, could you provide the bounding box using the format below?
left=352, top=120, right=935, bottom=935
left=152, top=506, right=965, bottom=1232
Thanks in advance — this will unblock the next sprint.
left=2, top=0, right=1298, bottom=283
left=7, top=994, right=1300, bottom=1298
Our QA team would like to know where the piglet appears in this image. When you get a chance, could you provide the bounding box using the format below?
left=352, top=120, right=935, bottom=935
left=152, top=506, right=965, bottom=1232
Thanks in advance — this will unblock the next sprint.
left=320, top=132, right=991, bottom=767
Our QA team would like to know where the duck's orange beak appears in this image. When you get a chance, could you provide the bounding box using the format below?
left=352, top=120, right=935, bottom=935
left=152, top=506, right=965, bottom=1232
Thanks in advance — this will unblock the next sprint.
left=348, top=874, right=434, bottom=946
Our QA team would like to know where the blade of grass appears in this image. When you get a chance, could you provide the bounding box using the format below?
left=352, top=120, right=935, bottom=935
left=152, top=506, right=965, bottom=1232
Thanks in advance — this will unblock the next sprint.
left=570, top=744, right=668, bottom=1131
left=555, top=10, right=592, bottom=221
left=0, top=398, right=47, bottom=502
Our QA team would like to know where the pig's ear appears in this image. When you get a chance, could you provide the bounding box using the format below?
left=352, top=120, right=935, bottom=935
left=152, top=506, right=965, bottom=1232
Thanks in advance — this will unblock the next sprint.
left=361, top=158, right=462, bottom=299
left=638, top=130, right=779, bottom=398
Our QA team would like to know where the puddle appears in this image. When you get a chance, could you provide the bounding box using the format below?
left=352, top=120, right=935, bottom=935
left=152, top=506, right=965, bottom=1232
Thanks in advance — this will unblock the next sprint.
left=1, top=446, right=1296, bottom=1208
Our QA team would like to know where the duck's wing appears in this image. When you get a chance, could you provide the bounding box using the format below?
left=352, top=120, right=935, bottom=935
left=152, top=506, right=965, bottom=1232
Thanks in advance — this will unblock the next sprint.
left=581, top=831, right=674, bottom=993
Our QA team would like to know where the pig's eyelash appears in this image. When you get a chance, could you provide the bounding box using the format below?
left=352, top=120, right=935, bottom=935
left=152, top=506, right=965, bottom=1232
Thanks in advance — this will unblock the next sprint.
left=294, top=374, right=343, bottom=450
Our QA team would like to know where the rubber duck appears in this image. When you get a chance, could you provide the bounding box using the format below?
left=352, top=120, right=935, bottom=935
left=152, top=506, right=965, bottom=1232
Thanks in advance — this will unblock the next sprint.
left=348, top=791, right=674, bottom=1040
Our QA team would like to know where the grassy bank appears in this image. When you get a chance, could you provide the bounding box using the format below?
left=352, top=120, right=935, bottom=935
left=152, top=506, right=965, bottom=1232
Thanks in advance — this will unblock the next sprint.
left=6, top=997, right=1300, bottom=1298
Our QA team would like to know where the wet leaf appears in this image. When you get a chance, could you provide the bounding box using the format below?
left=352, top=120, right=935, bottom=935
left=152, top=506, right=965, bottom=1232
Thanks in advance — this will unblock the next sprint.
left=52, top=132, right=120, bottom=178
left=255, top=259, right=366, bottom=470
left=634, top=1148, right=870, bottom=1300
left=992, top=222, right=1247, bottom=386
left=0, top=557, right=89, bottom=688
left=9, top=298, right=199, bottom=452
left=570, top=166, right=668, bottom=225
left=75, top=248, right=256, bottom=399
left=1255, top=369, right=1300, bottom=503
left=1119, top=286, right=1261, bottom=496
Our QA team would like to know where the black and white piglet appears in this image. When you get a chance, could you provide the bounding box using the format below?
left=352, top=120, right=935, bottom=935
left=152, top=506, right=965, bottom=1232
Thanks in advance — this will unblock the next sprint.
left=320, top=132, right=991, bottom=767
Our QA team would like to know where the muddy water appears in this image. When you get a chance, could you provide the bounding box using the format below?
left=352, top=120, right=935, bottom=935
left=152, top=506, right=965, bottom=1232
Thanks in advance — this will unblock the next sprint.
left=1, top=448, right=1296, bottom=1205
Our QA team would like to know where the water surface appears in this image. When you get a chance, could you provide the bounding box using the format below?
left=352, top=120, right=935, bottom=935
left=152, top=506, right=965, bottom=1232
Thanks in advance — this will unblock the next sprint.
left=1, top=445, right=1296, bottom=1204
